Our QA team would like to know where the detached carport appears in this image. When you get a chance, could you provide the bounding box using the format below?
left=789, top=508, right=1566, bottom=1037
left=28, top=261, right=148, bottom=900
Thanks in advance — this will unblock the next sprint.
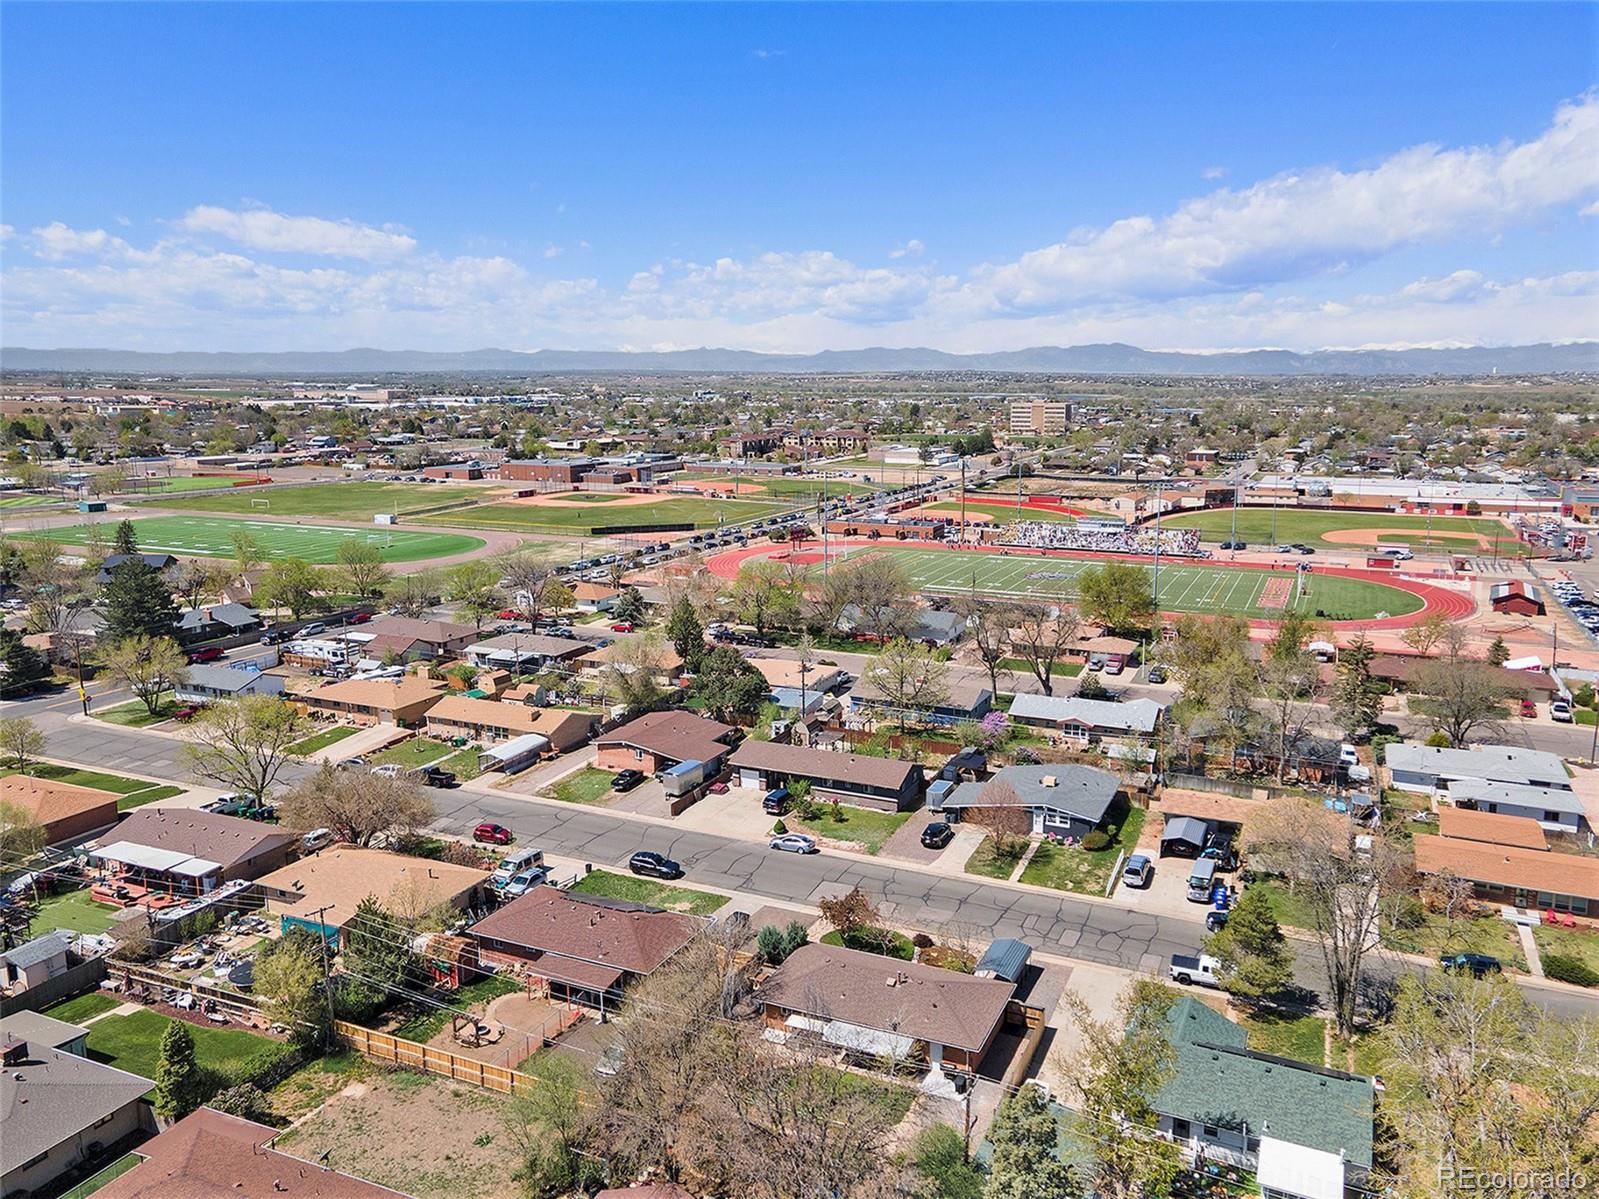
left=1159, top=816, right=1209, bottom=858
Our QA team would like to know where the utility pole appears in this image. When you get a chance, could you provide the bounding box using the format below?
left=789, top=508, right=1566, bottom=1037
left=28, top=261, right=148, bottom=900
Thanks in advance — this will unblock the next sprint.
left=959, top=459, right=968, bottom=543
left=1229, top=482, right=1240, bottom=554
left=310, top=904, right=337, bottom=1049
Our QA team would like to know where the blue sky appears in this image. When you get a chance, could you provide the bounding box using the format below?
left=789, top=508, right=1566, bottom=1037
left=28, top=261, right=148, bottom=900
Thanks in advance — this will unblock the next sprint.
left=2, top=2, right=1595, bottom=353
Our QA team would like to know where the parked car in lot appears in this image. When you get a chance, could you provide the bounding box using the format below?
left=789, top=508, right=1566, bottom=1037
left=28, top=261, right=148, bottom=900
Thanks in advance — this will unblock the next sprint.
left=259, top=629, right=287, bottom=645
left=1087, top=653, right=1107, bottom=671
left=762, top=787, right=790, bottom=815
left=1520, top=698, right=1538, bottom=718
left=474, top=822, right=513, bottom=845
left=920, top=822, right=954, bottom=850
left=1146, top=665, right=1167, bottom=684
left=610, top=621, right=636, bottom=633
left=769, top=833, right=819, bottom=854
left=1121, top=853, right=1153, bottom=889
left=612, top=769, right=646, bottom=792
left=173, top=706, right=203, bottom=721
left=628, top=850, right=682, bottom=879
left=1440, top=953, right=1502, bottom=978
left=187, top=646, right=225, bottom=664
left=1103, top=653, right=1126, bottom=675
left=1220, top=539, right=1246, bottom=550
left=349, top=611, right=372, bottom=624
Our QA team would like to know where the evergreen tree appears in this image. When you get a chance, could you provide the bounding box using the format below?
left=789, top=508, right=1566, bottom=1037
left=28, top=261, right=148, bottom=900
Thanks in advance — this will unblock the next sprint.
left=0, top=629, right=51, bottom=697
left=339, top=896, right=418, bottom=1018
left=1331, top=633, right=1383, bottom=738
left=614, top=586, right=646, bottom=625
left=152, top=1018, right=204, bottom=1119
left=112, top=519, right=140, bottom=557
left=1203, top=886, right=1294, bottom=1003
left=690, top=645, right=770, bottom=723
left=101, top=559, right=179, bottom=640
left=1486, top=635, right=1510, bottom=667
left=984, top=1085, right=1076, bottom=1199
left=665, top=596, right=704, bottom=669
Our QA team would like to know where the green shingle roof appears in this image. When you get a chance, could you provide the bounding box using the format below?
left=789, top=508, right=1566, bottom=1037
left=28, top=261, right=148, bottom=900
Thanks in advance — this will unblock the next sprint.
left=1156, top=998, right=1374, bottom=1168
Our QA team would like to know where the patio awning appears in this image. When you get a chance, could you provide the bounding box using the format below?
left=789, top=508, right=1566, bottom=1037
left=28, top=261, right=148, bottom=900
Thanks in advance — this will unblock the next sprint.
left=90, top=841, right=193, bottom=872
left=1161, top=816, right=1210, bottom=848
left=168, top=857, right=223, bottom=878
left=1257, top=1137, right=1345, bottom=1199
left=785, top=1014, right=829, bottom=1035
left=823, top=1019, right=916, bottom=1059
left=535, top=955, right=624, bottom=993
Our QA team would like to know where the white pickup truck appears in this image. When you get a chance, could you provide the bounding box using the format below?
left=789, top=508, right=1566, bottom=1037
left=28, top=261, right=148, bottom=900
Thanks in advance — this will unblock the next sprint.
left=1169, top=953, right=1223, bottom=988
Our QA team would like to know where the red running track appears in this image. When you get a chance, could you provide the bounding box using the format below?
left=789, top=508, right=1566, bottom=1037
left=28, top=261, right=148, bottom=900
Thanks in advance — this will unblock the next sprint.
left=701, top=539, right=1475, bottom=632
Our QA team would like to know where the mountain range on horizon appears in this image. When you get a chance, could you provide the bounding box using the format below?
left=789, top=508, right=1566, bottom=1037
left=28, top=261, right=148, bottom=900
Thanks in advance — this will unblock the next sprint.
left=3, top=341, right=1596, bottom=377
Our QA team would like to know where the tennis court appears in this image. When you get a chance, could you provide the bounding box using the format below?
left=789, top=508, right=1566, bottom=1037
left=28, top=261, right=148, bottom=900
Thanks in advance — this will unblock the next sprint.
left=14, top=515, right=485, bottom=564
left=155, top=481, right=492, bottom=518
left=796, top=544, right=1428, bottom=621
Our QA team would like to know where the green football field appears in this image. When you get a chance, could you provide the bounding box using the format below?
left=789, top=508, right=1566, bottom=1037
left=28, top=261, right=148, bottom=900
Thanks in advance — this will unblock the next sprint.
left=117, top=475, right=257, bottom=496
left=0, top=493, right=58, bottom=508
left=1160, top=509, right=1519, bottom=553
left=439, top=494, right=794, bottom=533
left=14, top=515, right=485, bottom=564
left=153, top=480, right=493, bottom=518
left=827, top=545, right=1425, bottom=620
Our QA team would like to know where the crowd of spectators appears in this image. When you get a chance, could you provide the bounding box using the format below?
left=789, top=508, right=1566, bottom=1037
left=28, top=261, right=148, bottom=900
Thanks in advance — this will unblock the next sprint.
left=994, top=520, right=1206, bottom=557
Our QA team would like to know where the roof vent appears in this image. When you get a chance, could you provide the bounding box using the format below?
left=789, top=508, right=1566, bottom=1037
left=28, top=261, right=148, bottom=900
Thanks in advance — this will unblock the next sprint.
left=1042, top=775, right=1058, bottom=787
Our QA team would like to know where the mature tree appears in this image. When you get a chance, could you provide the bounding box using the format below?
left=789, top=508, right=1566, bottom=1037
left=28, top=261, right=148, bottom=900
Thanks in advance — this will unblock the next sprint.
left=278, top=763, right=434, bottom=847
left=0, top=716, right=46, bottom=772
left=614, top=585, right=647, bottom=626
left=230, top=530, right=265, bottom=577
left=1412, top=631, right=1508, bottom=747
left=257, top=558, right=327, bottom=621
left=601, top=628, right=673, bottom=717
left=541, top=577, right=575, bottom=615
left=1380, top=972, right=1599, bottom=1199
left=907, top=1124, right=983, bottom=1199
left=1165, top=614, right=1259, bottom=763
left=1202, top=885, right=1293, bottom=1003
left=0, top=629, right=51, bottom=697
left=729, top=559, right=801, bottom=635
left=1486, top=634, right=1510, bottom=667
left=666, top=596, right=706, bottom=670
left=335, top=538, right=391, bottom=599
left=17, top=541, right=96, bottom=645
left=838, top=555, right=916, bottom=641
left=1061, top=980, right=1183, bottom=1199
left=339, top=895, right=421, bottom=1018
left=179, top=694, right=305, bottom=799
left=691, top=645, right=769, bottom=723
left=658, top=551, right=723, bottom=621
left=984, top=1085, right=1076, bottom=1199
left=818, top=885, right=882, bottom=942
left=385, top=568, right=441, bottom=618
left=1256, top=643, right=1325, bottom=782
left=169, top=561, right=221, bottom=613
left=1331, top=633, right=1384, bottom=738
left=254, top=928, right=330, bottom=1045
left=1006, top=597, right=1079, bottom=697
left=152, top=1019, right=205, bottom=1120
left=865, top=637, right=950, bottom=734
left=111, top=518, right=140, bottom=556
left=501, top=1054, right=605, bottom=1198
left=0, top=799, right=46, bottom=863
left=1243, top=798, right=1402, bottom=1035
left=99, top=635, right=188, bottom=716
left=1399, top=611, right=1451, bottom=658
left=101, top=558, right=179, bottom=640
left=447, top=560, right=504, bottom=629
left=955, top=591, right=1016, bottom=700
left=1076, top=560, right=1155, bottom=634
left=495, top=548, right=553, bottom=623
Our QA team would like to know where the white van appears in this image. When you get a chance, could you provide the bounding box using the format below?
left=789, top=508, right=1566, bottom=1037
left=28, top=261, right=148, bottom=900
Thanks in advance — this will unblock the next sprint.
left=1186, top=858, right=1218, bottom=902
left=491, top=846, right=545, bottom=888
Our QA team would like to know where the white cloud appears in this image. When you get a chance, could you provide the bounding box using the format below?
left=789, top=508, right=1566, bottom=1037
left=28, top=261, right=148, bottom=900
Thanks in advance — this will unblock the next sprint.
left=1202, top=166, right=1226, bottom=180
left=543, top=244, right=564, bottom=259
left=0, top=224, right=14, bottom=244
left=177, top=205, right=416, bottom=260
left=889, top=238, right=925, bottom=259
left=31, top=222, right=131, bottom=261
left=752, top=48, right=785, bottom=59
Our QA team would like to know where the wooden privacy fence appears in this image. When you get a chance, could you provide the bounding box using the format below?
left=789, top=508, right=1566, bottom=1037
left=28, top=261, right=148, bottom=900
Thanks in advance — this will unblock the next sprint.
left=333, top=1009, right=580, bottom=1095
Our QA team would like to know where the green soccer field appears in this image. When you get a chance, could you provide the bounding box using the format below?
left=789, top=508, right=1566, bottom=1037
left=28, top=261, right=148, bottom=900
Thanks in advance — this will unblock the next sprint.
left=1160, top=509, right=1518, bottom=553
left=439, top=495, right=794, bottom=533
left=829, top=545, right=1425, bottom=620
left=14, top=515, right=485, bottom=564
left=152, top=480, right=493, bottom=518
left=117, top=475, right=257, bottom=496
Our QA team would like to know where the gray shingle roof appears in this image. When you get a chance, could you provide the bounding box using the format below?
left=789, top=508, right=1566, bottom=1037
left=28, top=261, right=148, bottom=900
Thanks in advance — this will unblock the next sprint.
left=942, top=764, right=1120, bottom=825
left=1007, top=694, right=1164, bottom=732
left=1386, top=742, right=1571, bottom=789
left=0, top=929, right=74, bottom=970
left=0, top=1042, right=153, bottom=1172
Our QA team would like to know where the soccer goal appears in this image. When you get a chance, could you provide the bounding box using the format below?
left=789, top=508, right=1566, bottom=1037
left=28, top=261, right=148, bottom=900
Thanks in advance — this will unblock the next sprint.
left=250, top=497, right=271, bottom=512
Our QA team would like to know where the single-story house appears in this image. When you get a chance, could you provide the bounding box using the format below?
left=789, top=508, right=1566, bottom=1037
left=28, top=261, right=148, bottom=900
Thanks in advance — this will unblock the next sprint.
left=1435, top=807, right=1549, bottom=851
left=0, top=775, right=119, bottom=845
left=1153, top=997, right=1374, bottom=1199
left=573, top=582, right=621, bottom=613
left=748, top=656, right=847, bottom=697
left=90, top=1108, right=410, bottom=1199
left=1414, top=832, right=1599, bottom=918
left=296, top=674, right=448, bottom=726
left=1060, top=634, right=1140, bottom=665
left=1007, top=694, right=1164, bottom=744
left=254, top=847, right=490, bottom=946
left=1371, top=657, right=1559, bottom=699
left=937, top=764, right=1122, bottom=839
left=1444, top=778, right=1588, bottom=836
left=1386, top=741, right=1573, bottom=796
left=467, top=885, right=702, bottom=1008
left=838, top=604, right=968, bottom=647
left=425, top=694, right=597, bottom=752
left=0, top=1033, right=156, bottom=1199
left=92, top=809, right=298, bottom=898
left=0, top=931, right=75, bottom=996
left=0, top=1011, right=91, bottom=1057
left=728, top=741, right=923, bottom=812
left=94, top=553, right=175, bottom=583
left=1488, top=581, right=1546, bottom=617
left=173, top=663, right=285, bottom=704
left=847, top=675, right=993, bottom=726
left=358, top=616, right=478, bottom=660
left=175, top=602, right=263, bottom=642
left=759, top=942, right=1016, bottom=1074
left=463, top=632, right=592, bottom=671
left=595, top=710, right=737, bottom=774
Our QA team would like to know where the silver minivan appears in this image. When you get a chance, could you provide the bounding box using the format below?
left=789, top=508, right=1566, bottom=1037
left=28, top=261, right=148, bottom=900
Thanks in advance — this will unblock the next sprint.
left=1186, top=858, right=1218, bottom=902
left=491, top=846, right=545, bottom=888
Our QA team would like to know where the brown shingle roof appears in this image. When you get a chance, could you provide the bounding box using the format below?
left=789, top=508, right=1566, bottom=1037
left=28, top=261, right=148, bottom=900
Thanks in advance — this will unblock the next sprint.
left=728, top=741, right=919, bottom=791
left=425, top=695, right=594, bottom=745
left=363, top=616, right=476, bottom=645
left=596, top=710, right=734, bottom=764
left=0, top=775, right=119, bottom=829
left=1414, top=834, right=1599, bottom=901
left=93, top=1108, right=413, bottom=1198
left=110, top=809, right=296, bottom=872
left=304, top=675, right=446, bottom=713
left=255, top=847, right=489, bottom=930
left=760, top=942, right=1015, bottom=1053
left=467, top=885, right=701, bottom=976
left=1437, top=807, right=1549, bottom=851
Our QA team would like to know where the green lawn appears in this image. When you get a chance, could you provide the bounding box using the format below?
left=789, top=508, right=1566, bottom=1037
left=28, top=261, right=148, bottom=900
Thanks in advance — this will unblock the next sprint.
left=805, top=1064, right=916, bottom=1124
left=434, top=747, right=484, bottom=781
left=999, top=657, right=1084, bottom=677
left=120, top=474, right=264, bottom=496
left=789, top=806, right=913, bottom=855
left=85, top=1007, right=291, bottom=1082
left=91, top=696, right=177, bottom=728
left=676, top=473, right=886, bottom=498
left=964, top=835, right=1027, bottom=880
left=116, top=785, right=184, bottom=810
left=568, top=869, right=727, bottom=917
left=56, top=1151, right=145, bottom=1199
left=821, top=927, right=916, bottom=960
left=2, top=763, right=180, bottom=811
left=368, top=737, right=455, bottom=769
left=1161, top=508, right=1520, bottom=553
left=45, top=991, right=122, bottom=1024
left=0, top=492, right=61, bottom=508
left=287, top=725, right=361, bottom=756
left=154, top=481, right=493, bottom=518
left=16, top=515, right=485, bottom=565
left=1020, top=805, right=1146, bottom=896
left=1254, top=880, right=1321, bottom=931
left=1241, top=1011, right=1327, bottom=1066
left=1533, top=924, right=1599, bottom=975
left=1382, top=911, right=1526, bottom=969
left=30, top=889, right=124, bottom=937
left=391, top=974, right=522, bottom=1043
left=548, top=766, right=619, bottom=805
left=438, top=495, right=792, bottom=534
